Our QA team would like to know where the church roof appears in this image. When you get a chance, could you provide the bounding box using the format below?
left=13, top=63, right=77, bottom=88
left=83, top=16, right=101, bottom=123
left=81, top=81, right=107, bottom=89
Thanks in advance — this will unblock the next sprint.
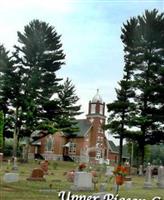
left=108, top=140, right=130, bottom=158
left=92, top=89, right=103, bottom=103
left=74, top=119, right=92, bottom=137
left=108, top=140, right=119, bottom=153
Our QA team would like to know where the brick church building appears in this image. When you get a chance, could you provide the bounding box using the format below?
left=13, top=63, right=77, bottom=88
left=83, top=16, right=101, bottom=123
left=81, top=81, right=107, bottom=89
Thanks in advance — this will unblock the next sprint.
left=28, top=90, right=119, bottom=163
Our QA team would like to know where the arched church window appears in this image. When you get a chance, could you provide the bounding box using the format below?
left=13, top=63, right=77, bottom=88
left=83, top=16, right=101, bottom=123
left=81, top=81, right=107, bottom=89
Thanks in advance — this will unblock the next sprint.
left=46, top=135, right=54, bottom=151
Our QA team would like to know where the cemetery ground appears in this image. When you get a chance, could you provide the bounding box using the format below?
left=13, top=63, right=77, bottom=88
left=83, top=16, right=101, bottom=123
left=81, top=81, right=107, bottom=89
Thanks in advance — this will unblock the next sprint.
left=0, top=160, right=164, bottom=200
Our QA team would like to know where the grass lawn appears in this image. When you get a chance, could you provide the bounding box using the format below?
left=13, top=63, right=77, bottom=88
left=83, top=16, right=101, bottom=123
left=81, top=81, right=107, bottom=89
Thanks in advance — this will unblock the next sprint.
left=0, top=160, right=164, bottom=200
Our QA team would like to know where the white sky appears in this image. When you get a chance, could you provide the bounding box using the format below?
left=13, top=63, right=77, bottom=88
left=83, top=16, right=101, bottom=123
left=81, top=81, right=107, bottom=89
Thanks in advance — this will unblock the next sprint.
left=0, top=0, right=163, bottom=143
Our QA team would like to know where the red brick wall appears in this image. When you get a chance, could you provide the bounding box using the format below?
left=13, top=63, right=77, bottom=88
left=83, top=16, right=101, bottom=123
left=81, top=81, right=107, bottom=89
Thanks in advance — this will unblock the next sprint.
left=53, top=133, right=66, bottom=155
left=108, top=151, right=119, bottom=163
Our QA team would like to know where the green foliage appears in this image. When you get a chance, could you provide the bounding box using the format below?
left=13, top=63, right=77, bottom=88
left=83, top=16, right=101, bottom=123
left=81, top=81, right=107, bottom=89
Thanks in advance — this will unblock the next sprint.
left=106, top=9, right=164, bottom=166
left=0, top=45, right=15, bottom=140
left=57, top=78, right=82, bottom=136
left=0, top=20, right=82, bottom=157
left=13, top=19, right=66, bottom=137
left=118, top=9, right=164, bottom=165
left=37, top=120, right=58, bottom=134
left=3, top=139, right=22, bottom=157
left=106, top=62, right=135, bottom=164
left=146, top=144, right=164, bottom=165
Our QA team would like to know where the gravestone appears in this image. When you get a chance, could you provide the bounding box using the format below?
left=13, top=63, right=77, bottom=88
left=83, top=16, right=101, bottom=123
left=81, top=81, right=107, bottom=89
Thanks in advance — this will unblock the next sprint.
left=99, top=183, right=107, bottom=192
left=143, top=163, right=152, bottom=188
left=99, top=158, right=104, bottom=164
left=105, top=166, right=114, bottom=177
left=105, top=159, right=110, bottom=165
left=157, top=165, right=164, bottom=188
left=3, top=173, right=19, bottom=183
left=0, top=152, right=3, bottom=161
left=12, top=157, right=18, bottom=171
left=138, top=165, right=143, bottom=176
left=130, top=167, right=137, bottom=175
left=124, top=176, right=133, bottom=190
left=71, top=172, right=93, bottom=191
left=40, top=160, right=48, bottom=174
left=66, top=170, right=75, bottom=182
left=27, top=168, right=46, bottom=181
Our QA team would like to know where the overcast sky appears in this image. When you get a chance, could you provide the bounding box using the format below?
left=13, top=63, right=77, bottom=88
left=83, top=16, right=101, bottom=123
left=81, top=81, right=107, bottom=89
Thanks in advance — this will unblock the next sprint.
left=0, top=0, right=163, bottom=121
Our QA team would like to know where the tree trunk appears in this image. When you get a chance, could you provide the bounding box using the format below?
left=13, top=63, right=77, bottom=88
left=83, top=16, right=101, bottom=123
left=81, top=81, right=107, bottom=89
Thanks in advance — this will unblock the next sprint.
left=118, top=136, right=123, bottom=165
left=13, top=107, right=19, bottom=157
left=3, top=136, right=5, bottom=152
left=141, top=145, right=145, bottom=167
left=23, top=137, right=30, bottom=162
left=13, top=131, right=18, bottom=157
left=139, top=143, right=145, bottom=173
left=2, top=114, right=6, bottom=152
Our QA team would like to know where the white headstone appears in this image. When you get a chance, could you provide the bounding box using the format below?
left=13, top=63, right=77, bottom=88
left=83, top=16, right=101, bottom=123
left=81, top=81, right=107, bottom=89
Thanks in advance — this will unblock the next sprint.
left=3, top=173, right=19, bottom=183
left=99, top=158, right=104, bottom=164
left=106, top=166, right=114, bottom=177
left=105, top=159, right=110, bottom=165
left=143, top=163, right=152, bottom=188
left=73, top=172, right=93, bottom=191
left=12, top=157, right=18, bottom=170
left=157, top=165, right=164, bottom=188
left=125, top=181, right=133, bottom=190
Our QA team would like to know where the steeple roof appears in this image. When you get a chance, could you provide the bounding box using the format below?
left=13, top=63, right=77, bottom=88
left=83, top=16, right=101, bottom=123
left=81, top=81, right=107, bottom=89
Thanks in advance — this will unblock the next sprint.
left=92, top=89, right=103, bottom=103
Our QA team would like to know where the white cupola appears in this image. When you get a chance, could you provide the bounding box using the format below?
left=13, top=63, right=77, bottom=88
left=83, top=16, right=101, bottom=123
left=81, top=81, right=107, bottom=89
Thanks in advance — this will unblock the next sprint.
left=87, top=89, right=105, bottom=119
left=92, top=89, right=103, bottom=103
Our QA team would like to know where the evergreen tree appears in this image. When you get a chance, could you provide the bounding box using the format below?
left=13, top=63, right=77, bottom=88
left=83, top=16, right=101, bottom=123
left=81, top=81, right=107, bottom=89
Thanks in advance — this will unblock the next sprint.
left=106, top=65, right=135, bottom=164
left=0, top=45, right=16, bottom=148
left=57, top=78, right=82, bottom=136
left=12, top=19, right=65, bottom=158
left=121, top=9, right=164, bottom=165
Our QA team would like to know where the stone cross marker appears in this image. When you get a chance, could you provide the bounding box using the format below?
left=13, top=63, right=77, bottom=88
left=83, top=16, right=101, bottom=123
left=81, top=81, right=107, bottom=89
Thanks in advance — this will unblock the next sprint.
left=157, top=165, right=164, bottom=188
left=143, top=163, right=152, bottom=188
left=12, top=157, right=18, bottom=171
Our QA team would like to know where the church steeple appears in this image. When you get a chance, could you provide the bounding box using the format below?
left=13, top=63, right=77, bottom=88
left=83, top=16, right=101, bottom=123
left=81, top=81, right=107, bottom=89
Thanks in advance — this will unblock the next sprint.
left=87, top=89, right=105, bottom=118
left=86, top=90, right=107, bottom=161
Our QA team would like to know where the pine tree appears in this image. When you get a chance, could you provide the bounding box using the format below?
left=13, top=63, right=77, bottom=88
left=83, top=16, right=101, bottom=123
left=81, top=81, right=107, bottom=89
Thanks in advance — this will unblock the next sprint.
left=57, top=78, right=82, bottom=136
left=12, top=19, right=65, bottom=158
left=121, top=9, right=164, bottom=165
left=106, top=65, right=135, bottom=164
left=0, top=45, right=16, bottom=148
